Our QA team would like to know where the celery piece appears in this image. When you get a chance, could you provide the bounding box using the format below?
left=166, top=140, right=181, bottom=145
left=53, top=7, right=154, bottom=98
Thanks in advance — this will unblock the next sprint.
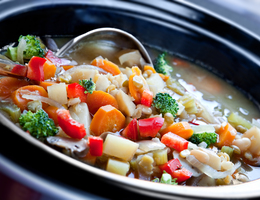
left=6, top=46, right=17, bottom=61
left=0, top=102, right=21, bottom=123
left=153, top=149, right=168, bottom=165
left=191, top=124, right=215, bottom=134
left=221, top=146, right=233, bottom=158
left=228, top=112, right=252, bottom=130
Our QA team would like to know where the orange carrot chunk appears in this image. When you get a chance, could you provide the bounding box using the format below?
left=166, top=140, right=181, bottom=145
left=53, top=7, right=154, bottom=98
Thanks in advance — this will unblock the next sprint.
left=11, top=85, right=48, bottom=111
left=217, top=122, right=237, bottom=147
left=0, top=77, right=29, bottom=99
left=91, top=58, right=121, bottom=75
left=44, top=105, right=59, bottom=125
left=86, top=90, right=118, bottom=115
left=160, top=122, right=193, bottom=140
left=90, top=105, right=125, bottom=136
left=43, top=60, right=57, bottom=80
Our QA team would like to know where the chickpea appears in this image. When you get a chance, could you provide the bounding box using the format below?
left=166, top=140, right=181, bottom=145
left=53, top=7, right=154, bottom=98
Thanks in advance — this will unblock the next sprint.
left=232, top=138, right=251, bottom=152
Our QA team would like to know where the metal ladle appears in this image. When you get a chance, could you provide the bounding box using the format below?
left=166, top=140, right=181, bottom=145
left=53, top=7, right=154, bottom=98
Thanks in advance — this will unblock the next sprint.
left=0, top=27, right=153, bottom=79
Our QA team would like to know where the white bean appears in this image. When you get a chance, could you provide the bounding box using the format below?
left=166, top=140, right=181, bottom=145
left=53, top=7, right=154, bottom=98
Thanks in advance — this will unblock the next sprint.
left=232, top=138, right=251, bottom=152
left=190, top=149, right=209, bottom=164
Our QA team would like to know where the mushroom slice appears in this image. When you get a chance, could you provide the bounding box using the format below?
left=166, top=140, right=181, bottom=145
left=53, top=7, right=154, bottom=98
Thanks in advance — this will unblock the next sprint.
left=47, top=136, right=89, bottom=157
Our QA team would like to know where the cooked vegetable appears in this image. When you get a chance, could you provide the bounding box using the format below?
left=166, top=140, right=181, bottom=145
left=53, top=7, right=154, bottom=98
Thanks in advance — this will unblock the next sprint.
left=11, top=64, right=28, bottom=77
left=152, top=171, right=178, bottom=185
left=86, top=90, right=118, bottom=115
left=0, top=77, right=29, bottom=99
left=106, top=158, right=130, bottom=176
left=43, top=60, right=56, bottom=80
left=242, top=126, right=260, bottom=155
left=56, top=109, right=86, bottom=139
left=6, top=35, right=45, bottom=61
left=152, top=93, right=179, bottom=117
left=189, top=132, right=217, bottom=147
left=91, top=57, right=121, bottom=75
left=19, top=109, right=58, bottom=138
left=159, top=158, right=182, bottom=175
left=141, top=89, right=153, bottom=107
left=138, top=117, right=164, bottom=138
left=12, top=85, right=48, bottom=111
left=221, top=146, right=234, bottom=158
left=154, top=52, right=172, bottom=75
left=217, top=122, right=237, bottom=148
left=88, top=136, right=103, bottom=157
left=115, top=89, right=136, bottom=117
left=161, top=132, right=189, bottom=152
left=90, top=105, right=125, bottom=136
left=79, top=78, right=96, bottom=94
left=153, top=149, right=168, bottom=165
left=171, top=167, right=193, bottom=183
left=103, top=134, right=139, bottom=161
left=0, top=102, right=21, bottom=123
left=228, top=112, right=252, bottom=130
left=67, top=83, right=88, bottom=102
left=44, top=105, right=59, bottom=125
left=27, top=56, right=46, bottom=81
left=47, top=83, right=68, bottom=105
left=122, top=118, right=138, bottom=141
left=161, top=122, right=193, bottom=139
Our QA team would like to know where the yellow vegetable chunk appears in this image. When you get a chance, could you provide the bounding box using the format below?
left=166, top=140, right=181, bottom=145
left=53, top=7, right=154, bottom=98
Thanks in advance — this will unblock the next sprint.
left=103, top=134, right=139, bottom=161
left=47, top=83, right=67, bottom=105
left=106, top=158, right=130, bottom=176
left=242, top=126, right=260, bottom=155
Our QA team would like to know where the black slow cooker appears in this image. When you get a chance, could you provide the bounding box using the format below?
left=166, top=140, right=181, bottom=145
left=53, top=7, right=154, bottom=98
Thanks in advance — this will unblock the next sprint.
left=1, top=1, right=260, bottom=199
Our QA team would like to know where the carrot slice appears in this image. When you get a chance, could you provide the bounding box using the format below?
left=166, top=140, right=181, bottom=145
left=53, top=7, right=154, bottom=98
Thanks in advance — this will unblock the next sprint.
left=128, top=66, right=149, bottom=104
left=11, top=85, right=48, bottom=111
left=160, top=122, right=193, bottom=139
left=86, top=90, right=118, bottom=115
left=44, top=105, right=59, bottom=125
left=43, top=60, right=57, bottom=80
left=91, top=58, right=121, bottom=75
left=39, top=81, right=58, bottom=91
left=90, top=105, right=125, bottom=136
left=217, top=122, right=237, bottom=147
left=62, top=65, right=75, bottom=71
left=144, top=65, right=156, bottom=73
left=0, top=77, right=29, bottom=99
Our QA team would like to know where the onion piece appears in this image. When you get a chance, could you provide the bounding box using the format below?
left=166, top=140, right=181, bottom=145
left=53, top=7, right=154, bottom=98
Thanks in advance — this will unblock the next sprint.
left=62, top=64, right=108, bottom=76
left=173, top=151, right=202, bottom=177
left=17, top=38, right=26, bottom=64
left=186, top=155, right=241, bottom=179
left=136, top=138, right=165, bottom=153
left=22, top=94, right=64, bottom=109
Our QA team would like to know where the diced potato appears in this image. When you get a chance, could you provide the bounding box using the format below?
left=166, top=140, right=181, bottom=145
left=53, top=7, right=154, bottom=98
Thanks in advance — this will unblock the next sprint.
left=103, top=134, right=139, bottom=161
left=228, top=112, right=252, bottom=130
left=106, top=158, right=130, bottom=176
left=69, top=67, right=98, bottom=83
left=47, top=83, right=67, bottom=105
left=116, top=89, right=136, bottom=116
left=95, top=74, right=111, bottom=92
left=146, top=73, right=165, bottom=96
left=153, top=149, right=168, bottom=165
left=69, top=103, right=92, bottom=137
left=242, top=126, right=260, bottom=155
left=117, top=49, right=145, bottom=67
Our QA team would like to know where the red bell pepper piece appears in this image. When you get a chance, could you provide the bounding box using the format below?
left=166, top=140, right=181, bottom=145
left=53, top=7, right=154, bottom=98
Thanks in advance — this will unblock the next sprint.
left=122, top=118, right=138, bottom=141
left=27, top=56, right=46, bottom=81
left=67, top=83, right=88, bottom=102
left=138, top=117, right=164, bottom=138
left=11, top=64, right=28, bottom=77
left=141, top=89, right=153, bottom=107
left=159, top=158, right=182, bottom=175
left=171, top=168, right=193, bottom=183
left=161, top=132, right=188, bottom=152
left=88, top=137, right=103, bottom=157
left=45, top=50, right=70, bottom=67
left=56, top=109, right=86, bottom=139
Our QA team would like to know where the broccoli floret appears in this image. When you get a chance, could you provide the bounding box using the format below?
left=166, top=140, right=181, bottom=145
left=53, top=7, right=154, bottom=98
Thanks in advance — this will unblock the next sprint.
left=188, top=132, right=217, bottom=147
left=79, top=78, right=96, bottom=94
left=19, top=109, right=58, bottom=139
left=154, top=52, right=172, bottom=75
left=152, top=93, right=179, bottom=117
left=6, top=35, right=45, bottom=61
